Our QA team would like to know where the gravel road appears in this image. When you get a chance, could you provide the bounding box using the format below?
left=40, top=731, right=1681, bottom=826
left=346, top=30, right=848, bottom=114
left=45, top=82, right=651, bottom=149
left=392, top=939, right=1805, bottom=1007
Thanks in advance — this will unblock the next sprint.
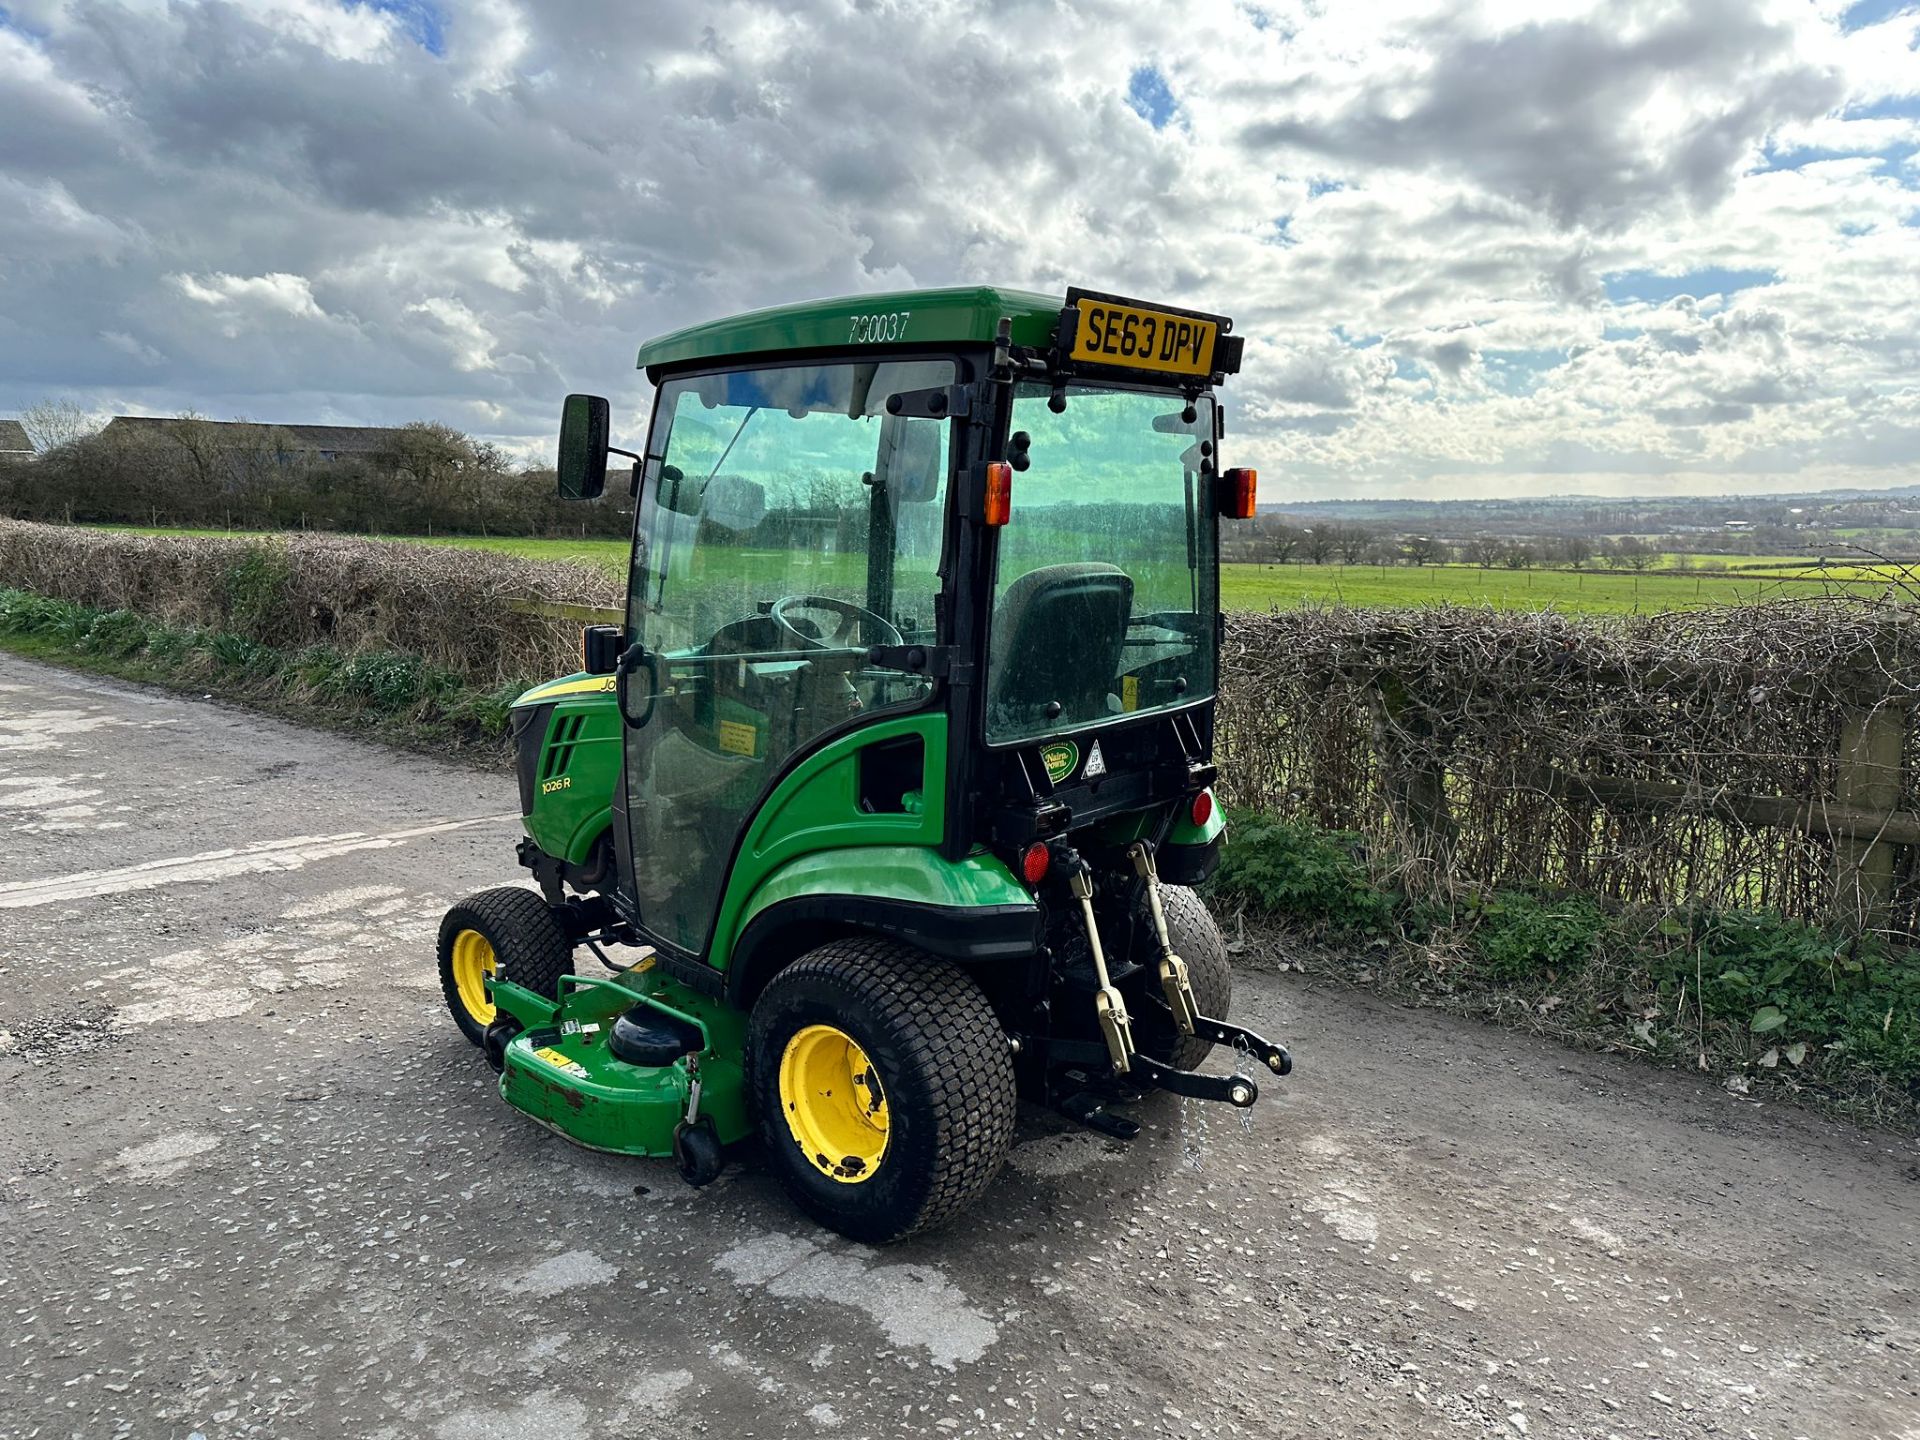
left=2, top=653, right=1916, bottom=1439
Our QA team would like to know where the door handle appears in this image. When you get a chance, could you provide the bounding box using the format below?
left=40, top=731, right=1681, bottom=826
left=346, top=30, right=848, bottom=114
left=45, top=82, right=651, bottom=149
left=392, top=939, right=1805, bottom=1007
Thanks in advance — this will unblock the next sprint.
left=615, top=643, right=659, bottom=729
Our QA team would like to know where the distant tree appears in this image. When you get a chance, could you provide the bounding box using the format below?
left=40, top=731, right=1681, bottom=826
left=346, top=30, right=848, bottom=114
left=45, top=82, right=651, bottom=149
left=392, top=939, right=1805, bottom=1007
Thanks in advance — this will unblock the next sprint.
left=1499, top=541, right=1537, bottom=570
left=1402, top=534, right=1450, bottom=566
left=393, top=420, right=478, bottom=490
left=1607, top=536, right=1657, bottom=571
left=1267, top=518, right=1313, bottom=564
left=1361, top=538, right=1402, bottom=566
left=20, top=398, right=100, bottom=453
left=161, top=412, right=223, bottom=489
left=1559, top=536, right=1594, bottom=569
left=1331, top=524, right=1374, bottom=564
left=1301, top=528, right=1336, bottom=564
left=1463, top=534, right=1503, bottom=568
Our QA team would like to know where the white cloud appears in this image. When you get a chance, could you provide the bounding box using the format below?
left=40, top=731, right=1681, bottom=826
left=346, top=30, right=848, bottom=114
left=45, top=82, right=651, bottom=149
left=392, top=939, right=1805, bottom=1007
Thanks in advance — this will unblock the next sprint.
left=170, top=271, right=325, bottom=320
left=0, top=0, right=1915, bottom=498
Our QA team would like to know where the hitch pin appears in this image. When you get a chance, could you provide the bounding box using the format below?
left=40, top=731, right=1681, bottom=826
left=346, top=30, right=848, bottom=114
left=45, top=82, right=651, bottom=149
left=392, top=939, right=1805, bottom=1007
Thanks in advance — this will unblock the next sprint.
left=1067, top=867, right=1135, bottom=1073
left=1130, top=842, right=1199, bottom=1036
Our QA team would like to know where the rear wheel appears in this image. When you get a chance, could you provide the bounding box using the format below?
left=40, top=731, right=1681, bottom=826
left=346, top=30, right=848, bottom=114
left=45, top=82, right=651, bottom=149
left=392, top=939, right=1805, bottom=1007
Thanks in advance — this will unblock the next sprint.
left=437, top=887, right=574, bottom=1047
left=747, top=938, right=1017, bottom=1243
left=1131, top=884, right=1232, bottom=1071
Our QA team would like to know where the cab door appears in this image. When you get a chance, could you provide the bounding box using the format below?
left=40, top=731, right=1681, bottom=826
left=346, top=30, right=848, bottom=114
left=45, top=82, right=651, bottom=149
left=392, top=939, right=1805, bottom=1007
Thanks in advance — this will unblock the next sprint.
left=619, top=358, right=955, bottom=956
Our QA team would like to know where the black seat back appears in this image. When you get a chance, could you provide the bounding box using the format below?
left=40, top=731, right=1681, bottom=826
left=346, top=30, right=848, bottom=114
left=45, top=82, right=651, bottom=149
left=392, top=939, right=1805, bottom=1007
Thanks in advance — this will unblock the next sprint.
left=988, top=563, right=1132, bottom=728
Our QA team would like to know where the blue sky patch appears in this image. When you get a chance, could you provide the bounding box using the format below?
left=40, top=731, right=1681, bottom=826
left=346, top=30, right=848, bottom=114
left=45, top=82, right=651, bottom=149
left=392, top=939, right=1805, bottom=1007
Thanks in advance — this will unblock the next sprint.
left=1603, top=268, right=1777, bottom=305
left=1127, top=66, right=1176, bottom=130
left=354, top=0, right=445, bottom=55
left=1839, top=0, right=1918, bottom=33
left=1481, top=348, right=1569, bottom=395
left=1848, top=95, right=1920, bottom=122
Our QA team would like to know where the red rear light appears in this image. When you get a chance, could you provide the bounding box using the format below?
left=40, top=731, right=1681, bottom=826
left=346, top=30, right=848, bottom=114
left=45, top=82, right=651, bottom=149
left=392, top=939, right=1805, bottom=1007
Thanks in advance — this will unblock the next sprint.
left=1190, top=790, right=1214, bottom=827
left=983, top=462, right=1013, bottom=527
left=1021, top=841, right=1050, bottom=885
left=1222, top=467, right=1257, bottom=520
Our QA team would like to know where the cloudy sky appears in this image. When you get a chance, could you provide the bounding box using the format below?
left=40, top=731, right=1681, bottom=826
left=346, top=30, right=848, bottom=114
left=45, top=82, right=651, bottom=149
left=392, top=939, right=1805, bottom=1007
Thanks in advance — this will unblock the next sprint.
left=1, top=0, right=1916, bottom=499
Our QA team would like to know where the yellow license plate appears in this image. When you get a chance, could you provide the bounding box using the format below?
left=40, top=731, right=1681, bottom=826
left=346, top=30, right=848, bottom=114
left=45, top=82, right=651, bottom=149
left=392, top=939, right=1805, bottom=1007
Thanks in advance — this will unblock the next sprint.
left=1068, top=297, right=1218, bottom=377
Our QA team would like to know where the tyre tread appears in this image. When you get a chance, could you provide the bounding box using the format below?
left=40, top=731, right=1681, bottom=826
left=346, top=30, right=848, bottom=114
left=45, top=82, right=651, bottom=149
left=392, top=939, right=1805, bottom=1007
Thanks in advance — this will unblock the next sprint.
left=437, top=886, right=574, bottom=1046
left=753, top=937, right=1016, bottom=1240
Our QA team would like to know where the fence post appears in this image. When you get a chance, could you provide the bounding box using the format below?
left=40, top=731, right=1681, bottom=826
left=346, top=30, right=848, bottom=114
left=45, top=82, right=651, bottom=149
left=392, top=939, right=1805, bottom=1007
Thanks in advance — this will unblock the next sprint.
left=1832, top=695, right=1907, bottom=931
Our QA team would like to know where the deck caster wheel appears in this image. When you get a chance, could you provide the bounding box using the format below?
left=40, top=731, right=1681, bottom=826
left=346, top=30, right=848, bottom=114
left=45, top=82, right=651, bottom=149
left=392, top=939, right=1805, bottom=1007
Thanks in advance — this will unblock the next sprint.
left=673, top=1121, right=724, bottom=1188
left=483, top=1017, right=521, bottom=1074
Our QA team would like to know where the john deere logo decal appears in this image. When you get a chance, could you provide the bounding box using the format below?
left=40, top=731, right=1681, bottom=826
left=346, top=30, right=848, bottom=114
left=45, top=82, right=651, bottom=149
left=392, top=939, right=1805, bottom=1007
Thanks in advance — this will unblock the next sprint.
left=1040, top=741, right=1079, bottom=784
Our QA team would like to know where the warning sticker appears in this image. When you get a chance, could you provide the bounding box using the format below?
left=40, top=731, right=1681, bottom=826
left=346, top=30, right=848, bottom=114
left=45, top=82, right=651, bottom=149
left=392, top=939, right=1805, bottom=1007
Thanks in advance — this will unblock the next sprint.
left=533, top=1046, right=587, bottom=1079
left=717, top=718, right=758, bottom=757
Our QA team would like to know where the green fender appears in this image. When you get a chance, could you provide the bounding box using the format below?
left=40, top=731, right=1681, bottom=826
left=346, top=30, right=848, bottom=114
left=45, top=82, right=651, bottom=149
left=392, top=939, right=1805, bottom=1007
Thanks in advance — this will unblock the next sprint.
left=1092, top=785, right=1225, bottom=847
left=1168, top=787, right=1225, bottom=846
left=721, top=844, right=1041, bottom=1003
left=741, top=844, right=1034, bottom=923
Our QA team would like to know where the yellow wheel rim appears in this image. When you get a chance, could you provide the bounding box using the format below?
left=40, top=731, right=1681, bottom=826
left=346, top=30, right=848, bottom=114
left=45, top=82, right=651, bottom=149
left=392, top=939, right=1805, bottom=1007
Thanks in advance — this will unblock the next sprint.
left=778, top=1023, right=889, bottom=1184
left=450, top=929, right=497, bottom=1026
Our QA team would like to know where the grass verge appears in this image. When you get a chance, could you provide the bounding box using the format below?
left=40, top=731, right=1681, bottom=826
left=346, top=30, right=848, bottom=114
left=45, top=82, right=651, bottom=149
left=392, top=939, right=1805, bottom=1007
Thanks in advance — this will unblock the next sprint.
left=1208, top=808, right=1920, bottom=1132
left=0, top=587, right=529, bottom=762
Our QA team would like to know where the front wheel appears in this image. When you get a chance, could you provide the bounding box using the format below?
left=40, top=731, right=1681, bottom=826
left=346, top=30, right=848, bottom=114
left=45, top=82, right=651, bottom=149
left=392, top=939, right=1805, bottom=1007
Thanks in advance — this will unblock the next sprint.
left=747, top=938, right=1017, bottom=1243
left=437, top=887, right=574, bottom=1047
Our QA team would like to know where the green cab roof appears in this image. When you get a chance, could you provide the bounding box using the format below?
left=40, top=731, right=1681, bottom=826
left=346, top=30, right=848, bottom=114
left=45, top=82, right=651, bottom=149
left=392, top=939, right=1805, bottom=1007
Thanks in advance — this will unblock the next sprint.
left=636, top=285, right=1063, bottom=373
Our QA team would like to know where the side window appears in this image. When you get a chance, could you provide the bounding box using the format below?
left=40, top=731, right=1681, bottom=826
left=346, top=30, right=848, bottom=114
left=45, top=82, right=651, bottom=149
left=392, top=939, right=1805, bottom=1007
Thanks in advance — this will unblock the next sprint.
left=623, top=360, right=956, bottom=951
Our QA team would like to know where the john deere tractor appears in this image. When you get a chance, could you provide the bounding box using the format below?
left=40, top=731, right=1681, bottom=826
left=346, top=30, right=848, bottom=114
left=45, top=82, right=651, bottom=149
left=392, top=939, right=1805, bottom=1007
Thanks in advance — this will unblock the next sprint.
left=438, top=285, right=1289, bottom=1242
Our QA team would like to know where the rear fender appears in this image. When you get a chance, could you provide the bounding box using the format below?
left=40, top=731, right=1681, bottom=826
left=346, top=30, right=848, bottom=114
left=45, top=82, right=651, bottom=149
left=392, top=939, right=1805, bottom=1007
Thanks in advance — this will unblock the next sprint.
left=723, top=845, right=1041, bottom=1008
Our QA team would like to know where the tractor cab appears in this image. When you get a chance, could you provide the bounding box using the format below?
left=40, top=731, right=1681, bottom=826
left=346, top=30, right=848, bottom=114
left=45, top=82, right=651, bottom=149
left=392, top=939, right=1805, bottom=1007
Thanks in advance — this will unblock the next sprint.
left=437, top=286, right=1288, bottom=1243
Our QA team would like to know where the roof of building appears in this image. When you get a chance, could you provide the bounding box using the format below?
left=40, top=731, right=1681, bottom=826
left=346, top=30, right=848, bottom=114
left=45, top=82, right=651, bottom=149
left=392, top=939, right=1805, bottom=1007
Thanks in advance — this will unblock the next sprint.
left=636, top=285, right=1063, bottom=374
left=0, top=419, right=32, bottom=454
left=100, top=416, right=405, bottom=453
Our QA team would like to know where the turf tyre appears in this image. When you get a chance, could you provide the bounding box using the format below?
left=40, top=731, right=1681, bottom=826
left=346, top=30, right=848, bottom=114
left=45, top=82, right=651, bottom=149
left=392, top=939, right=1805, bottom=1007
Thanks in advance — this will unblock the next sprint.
left=437, top=887, right=574, bottom=1047
left=747, top=938, right=1017, bottom=1243
left=1131, top=884, right=1232, bottom=1072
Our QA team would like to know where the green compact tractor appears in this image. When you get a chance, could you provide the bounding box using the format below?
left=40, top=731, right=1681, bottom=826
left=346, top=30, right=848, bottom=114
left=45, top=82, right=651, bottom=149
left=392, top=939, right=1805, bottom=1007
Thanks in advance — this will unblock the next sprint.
left=438, top=285, right=1289, bottom=1242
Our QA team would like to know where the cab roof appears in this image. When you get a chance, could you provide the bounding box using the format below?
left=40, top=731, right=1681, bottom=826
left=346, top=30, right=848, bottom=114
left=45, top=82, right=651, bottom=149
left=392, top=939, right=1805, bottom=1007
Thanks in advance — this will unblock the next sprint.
left=636, top=285, right=1063, bottom=375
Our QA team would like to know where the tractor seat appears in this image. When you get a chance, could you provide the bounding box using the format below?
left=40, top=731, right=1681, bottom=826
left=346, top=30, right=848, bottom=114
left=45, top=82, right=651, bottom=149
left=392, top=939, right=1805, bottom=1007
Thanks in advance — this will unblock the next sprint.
left=988, top=562, right=1133, bottom=725
left=609, top=1004, right=705, bottom=1068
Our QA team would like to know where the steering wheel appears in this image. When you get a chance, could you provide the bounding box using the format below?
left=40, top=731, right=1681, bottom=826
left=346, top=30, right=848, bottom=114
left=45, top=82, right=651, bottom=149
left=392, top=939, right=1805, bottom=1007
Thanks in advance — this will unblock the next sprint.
left=769, top=595, right=902, bottom=651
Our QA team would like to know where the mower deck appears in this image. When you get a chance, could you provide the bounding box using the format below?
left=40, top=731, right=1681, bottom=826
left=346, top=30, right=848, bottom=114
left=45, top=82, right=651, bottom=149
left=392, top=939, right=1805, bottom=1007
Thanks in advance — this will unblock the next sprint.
left=489, top=965, right=750, bottom=1159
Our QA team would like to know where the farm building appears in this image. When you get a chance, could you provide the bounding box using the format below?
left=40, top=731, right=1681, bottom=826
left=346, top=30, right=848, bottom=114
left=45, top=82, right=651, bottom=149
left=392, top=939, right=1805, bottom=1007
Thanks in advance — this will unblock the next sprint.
left=99, top=416, right=406, bottom=466
left=0, top=419, right=34, bottom=460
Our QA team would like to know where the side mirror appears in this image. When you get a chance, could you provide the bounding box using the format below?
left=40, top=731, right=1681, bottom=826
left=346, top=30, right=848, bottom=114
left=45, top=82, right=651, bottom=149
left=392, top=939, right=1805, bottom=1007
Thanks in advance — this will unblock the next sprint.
left=557, top=393, right=609, bottom=500
left=616, top=644, right=659, bottom=729
left=656, top=463, right=701, bottom=516
left=581, top=624, right=623, bottom=676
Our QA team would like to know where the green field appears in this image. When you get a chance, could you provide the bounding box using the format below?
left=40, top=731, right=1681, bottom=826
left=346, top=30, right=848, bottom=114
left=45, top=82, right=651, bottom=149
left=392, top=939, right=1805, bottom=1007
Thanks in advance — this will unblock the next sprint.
left=1217, top=561, right=1910, bottom=613
left=84, top=525, right=1916, bottom=615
